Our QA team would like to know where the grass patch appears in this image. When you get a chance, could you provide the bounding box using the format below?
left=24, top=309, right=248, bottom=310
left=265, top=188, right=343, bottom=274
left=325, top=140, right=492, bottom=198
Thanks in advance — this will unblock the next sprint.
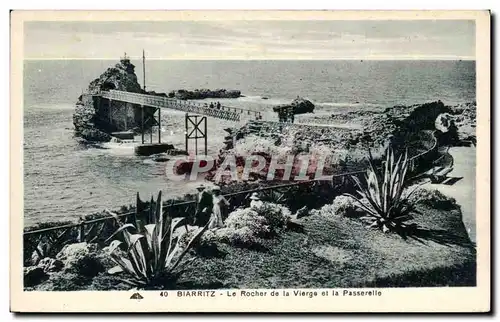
left=409, top=188, right=458, bottom=211
left=178, top=203, right=475, bottom=289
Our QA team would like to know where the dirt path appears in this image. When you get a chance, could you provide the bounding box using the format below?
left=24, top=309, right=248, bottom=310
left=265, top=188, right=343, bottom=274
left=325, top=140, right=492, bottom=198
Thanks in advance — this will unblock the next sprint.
left=422, top=146, right=476, bottom=243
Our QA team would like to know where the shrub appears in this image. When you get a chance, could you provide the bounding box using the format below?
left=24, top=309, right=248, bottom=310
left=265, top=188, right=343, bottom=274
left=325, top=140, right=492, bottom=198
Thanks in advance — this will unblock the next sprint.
left=224, top=208, right=270, bottom=237
left=56, top=242, right=104, bottom=278
left=408, top=188, right=458, bottom=210
left=313, top=195, right=363, bottom=218
left=252, top=202, right=291, bottom=234
left=232, top=135, right=291, bottom=157
left=105, top=191, right=207, bottom=288
left=227, top=227, right=259, bottom=247
left=201, top=227, right=261, bottom=249
left=218, top=227, right=259, bottom=248
left=204, top=206, right=282, bottom=249
left=345, top=147, right=419, bottom=233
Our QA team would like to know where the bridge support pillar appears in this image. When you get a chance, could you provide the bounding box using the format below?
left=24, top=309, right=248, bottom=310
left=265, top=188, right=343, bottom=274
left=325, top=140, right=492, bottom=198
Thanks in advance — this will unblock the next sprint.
left=108, top=99, right=112, bottom=125
left=141, top=104, right=144, bottom=144
left=185, top=113, right=208, bottom=155
left=150, top=117, right=153, bottom=144
left=158, top=108, right=161, bottom=143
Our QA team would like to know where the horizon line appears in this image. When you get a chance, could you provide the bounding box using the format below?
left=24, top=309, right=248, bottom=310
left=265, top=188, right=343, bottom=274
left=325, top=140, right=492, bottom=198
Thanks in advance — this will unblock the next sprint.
left=24, top=57, right=476, bottom=61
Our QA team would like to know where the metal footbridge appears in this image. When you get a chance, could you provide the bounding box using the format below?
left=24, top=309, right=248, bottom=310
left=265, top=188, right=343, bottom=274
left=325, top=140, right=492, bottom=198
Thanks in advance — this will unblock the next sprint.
left=100, top=90, right=261, bottom=122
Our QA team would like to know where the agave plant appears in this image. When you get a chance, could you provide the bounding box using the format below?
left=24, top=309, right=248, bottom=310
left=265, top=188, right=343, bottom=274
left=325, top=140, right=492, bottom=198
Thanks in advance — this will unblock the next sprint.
left=105, top=191, right=208, bottom=288
left=345, top=147, right=419, bottom=233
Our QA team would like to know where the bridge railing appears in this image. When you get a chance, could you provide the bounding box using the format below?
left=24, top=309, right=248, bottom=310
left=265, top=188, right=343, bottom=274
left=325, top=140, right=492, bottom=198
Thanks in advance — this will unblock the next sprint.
left=101, top=90, right=261, bottom=122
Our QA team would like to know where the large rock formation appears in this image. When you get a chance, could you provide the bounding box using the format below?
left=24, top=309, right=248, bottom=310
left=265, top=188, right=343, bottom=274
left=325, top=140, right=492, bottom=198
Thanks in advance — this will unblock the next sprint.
left=168, top=89, right=241, bottom=100
left=272, top=97, right=315, bottom=114
left=73, top=57, right=150, bottom=142
left=324, top=100, right=457, bottom=148
left=451, top=102, right=476, bottom=143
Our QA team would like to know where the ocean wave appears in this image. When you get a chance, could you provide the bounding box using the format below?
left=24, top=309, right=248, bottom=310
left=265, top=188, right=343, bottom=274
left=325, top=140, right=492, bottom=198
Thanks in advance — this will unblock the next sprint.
left=236, top=96, right=291, bottom=106
left=88, top=141, right=138, bottom=156
left=26, top=103, right=76, bottom=110
left=316, top=102, right=383, bottom=108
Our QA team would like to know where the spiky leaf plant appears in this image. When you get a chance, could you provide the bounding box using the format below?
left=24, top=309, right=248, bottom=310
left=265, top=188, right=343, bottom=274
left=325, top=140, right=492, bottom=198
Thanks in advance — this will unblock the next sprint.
left=345, top=147, right=420, bottom=233
left=105, top=191, right=208, bottom=288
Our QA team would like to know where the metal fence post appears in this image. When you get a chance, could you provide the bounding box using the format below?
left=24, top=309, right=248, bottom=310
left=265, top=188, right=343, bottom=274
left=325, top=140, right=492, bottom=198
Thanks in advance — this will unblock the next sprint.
left=77, top=218, right=85, bottom=243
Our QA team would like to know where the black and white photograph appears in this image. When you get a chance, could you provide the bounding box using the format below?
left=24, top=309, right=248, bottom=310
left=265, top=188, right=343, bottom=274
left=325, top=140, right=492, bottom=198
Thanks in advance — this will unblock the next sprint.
left=10, top=10, right=490, bottom=312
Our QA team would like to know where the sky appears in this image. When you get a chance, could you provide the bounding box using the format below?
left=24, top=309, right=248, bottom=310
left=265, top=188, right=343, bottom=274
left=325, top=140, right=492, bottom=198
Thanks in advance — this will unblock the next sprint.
left=23, top=20, right=476, bottom=60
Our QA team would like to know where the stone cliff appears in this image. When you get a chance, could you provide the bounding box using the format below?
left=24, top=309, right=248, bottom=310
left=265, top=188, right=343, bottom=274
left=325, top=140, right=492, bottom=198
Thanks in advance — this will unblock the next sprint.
left=73, top=57, right=151, bottom=142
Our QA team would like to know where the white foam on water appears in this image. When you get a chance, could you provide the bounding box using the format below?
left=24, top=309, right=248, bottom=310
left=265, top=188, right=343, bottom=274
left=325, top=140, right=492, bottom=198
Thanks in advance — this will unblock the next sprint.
left=27, top=103, right=76, bottom=110
left=236, top=95, right=291, bottom=106
left=142, top=158, right=156, bottom=165
left=317, top=102, right=382, bottom=108
left=96, top=141, right=139, bottom=156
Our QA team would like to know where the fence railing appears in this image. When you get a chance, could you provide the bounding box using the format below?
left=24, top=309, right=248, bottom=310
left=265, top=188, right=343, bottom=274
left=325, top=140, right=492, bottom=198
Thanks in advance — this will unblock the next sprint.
left=100, top=90, right=262, bottom=122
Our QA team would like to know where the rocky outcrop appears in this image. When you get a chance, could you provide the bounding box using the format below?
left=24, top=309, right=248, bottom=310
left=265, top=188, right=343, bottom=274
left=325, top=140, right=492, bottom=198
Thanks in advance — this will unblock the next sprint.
left=362, top=101, right=457, bottom=148
left=272, top=97, right=315, bottom=115
left=72, top=57, right=149, bottom=142
left=325, top=101, right=456, bottom=148
left=168, top=89, right=241, bottom=100
left=451, top=102, right=476, bottom=143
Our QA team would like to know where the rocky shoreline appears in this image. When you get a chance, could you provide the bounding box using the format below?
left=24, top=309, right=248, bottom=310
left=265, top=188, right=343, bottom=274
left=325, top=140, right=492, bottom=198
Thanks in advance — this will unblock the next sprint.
left=168, top=88, right=242, bottom=100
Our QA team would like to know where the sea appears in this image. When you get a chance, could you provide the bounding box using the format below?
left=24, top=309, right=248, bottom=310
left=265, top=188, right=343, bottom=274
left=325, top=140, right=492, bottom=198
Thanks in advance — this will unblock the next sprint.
left=23, top=60, right=476, bottom=226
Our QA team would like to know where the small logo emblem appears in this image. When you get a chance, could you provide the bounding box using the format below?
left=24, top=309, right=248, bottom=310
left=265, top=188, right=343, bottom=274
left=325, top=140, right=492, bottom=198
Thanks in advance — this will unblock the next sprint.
left=130, top=292, right=144, bottom=300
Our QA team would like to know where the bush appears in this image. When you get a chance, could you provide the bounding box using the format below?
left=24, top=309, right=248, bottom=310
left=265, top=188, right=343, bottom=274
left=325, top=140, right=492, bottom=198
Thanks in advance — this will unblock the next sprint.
left=202, top=227, right=261, bottom=250
left=408, top=188, right=458, bottom=210
left=218, top=227, right=259, bottom=248
left=201, top=206, right=285, bottom=250
left=232, top=135, right=291, bottom=157
left=224, top=208, right=270, bottom=237
left=312, top=195, right=363, bottom=218
left=56, top=242, right=105, bottom=278
left=252, top=202, right=291, bottom=234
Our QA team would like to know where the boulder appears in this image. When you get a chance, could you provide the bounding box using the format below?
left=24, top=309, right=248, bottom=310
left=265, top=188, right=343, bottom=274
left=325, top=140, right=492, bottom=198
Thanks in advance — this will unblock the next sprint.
left=290, top=97, right=315, bottom=114
left=37, top=257, right=64, bottom=273
left=56, top=242, right=104, bottom=278
left=272, top=97, right=315, bottom=115
left=24, top=266, right=48, bottom=287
